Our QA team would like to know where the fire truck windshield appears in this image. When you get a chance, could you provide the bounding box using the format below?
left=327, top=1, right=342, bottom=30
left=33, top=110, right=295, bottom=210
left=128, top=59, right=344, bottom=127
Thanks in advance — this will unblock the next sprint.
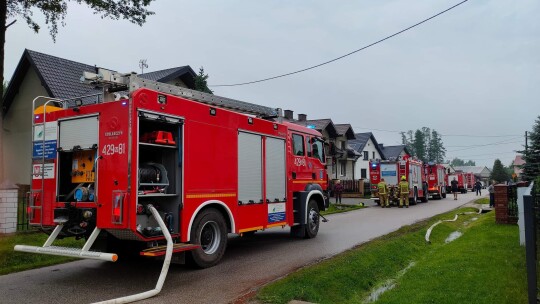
left=311, top=138, right=325, bottom=163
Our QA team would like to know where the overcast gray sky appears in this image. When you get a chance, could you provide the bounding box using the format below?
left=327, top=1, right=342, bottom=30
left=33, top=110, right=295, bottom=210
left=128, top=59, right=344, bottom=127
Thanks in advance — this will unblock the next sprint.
left=4, top=0, right=539, bottom=168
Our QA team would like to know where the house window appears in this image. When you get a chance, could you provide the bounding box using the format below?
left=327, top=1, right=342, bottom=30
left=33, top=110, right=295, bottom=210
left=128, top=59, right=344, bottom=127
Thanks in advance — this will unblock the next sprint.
left=372, top=151, right=375, bottom=159
left=341, top=141, right=346, bottom=150
left=292, top=134, right=304, bottom=156
left=340, top=160, right=346, bottom=176
left=361, top=169, right=367, bottom=179
left=363, top=151, right=368, bottom=161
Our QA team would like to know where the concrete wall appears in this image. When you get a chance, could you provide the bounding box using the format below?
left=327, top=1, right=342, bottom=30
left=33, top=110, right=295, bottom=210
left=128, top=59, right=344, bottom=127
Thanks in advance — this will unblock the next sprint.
left=354, top=137, right=383, bottom=181
left=164, top=78, right=188, bottom=88
left=0, top=189, right=18, bottom=234
left=2, top=67, right=49, bottom=185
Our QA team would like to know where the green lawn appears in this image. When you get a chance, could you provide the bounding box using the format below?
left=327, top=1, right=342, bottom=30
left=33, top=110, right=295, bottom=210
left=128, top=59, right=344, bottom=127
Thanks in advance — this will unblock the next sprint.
left=257, top=205, right=526, bottom=304
left=321, top=204, right=365, bottom=215
left=0, top=231, right=84, bottom=275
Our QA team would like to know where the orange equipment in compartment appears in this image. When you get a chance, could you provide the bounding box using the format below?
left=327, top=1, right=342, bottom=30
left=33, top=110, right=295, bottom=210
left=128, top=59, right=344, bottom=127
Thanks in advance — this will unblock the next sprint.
left=141, top=131, right=176, bottom=145
left=72, top=150, right=96, bottom=183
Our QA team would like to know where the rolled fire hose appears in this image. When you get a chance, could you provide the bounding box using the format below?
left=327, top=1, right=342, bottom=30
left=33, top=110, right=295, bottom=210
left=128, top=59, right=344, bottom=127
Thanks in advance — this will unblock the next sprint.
left=424, top=207, right=482, bottom=243
left=93, top=204, right=173, bottom=304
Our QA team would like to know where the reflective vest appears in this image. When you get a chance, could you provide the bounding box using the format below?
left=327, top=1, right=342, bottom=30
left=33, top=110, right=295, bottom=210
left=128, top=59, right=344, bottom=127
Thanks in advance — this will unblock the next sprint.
left=378, top=182, right=387, bottom=195
left=399, top=181, right=409, bottom=194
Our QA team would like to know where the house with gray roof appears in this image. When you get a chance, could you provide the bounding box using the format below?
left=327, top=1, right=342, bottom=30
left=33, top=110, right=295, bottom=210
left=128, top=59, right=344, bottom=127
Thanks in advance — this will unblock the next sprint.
left=284, top=111, right=359, bottom=180
left=349, top=132, right=385, bottom=181
left=2, top=49, right=198, bottom=185
left=380, top=145, right=411, bottom=160
left=453, top=166, right=492, bottom=184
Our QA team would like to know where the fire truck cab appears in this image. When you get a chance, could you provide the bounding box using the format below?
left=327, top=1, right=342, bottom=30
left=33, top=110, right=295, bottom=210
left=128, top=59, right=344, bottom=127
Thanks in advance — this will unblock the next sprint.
left=369, top=156, right=428, bottom=205
left=16, top=71, right=329, bottom=270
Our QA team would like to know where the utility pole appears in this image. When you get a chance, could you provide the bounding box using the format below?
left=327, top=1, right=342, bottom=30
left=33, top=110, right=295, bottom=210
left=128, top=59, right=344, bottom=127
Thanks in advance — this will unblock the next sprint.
left=525, top=131, right=528, bottom=154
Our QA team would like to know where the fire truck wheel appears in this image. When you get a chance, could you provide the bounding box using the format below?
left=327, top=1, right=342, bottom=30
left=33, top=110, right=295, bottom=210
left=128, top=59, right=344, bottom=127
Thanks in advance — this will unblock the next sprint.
left=442, top=192, right=446, bottom=199
left=305, top=199, right=320, bottom=239
left=411, top=190, right=418, bottom=205
left=188, top=208, right=228, bottom=268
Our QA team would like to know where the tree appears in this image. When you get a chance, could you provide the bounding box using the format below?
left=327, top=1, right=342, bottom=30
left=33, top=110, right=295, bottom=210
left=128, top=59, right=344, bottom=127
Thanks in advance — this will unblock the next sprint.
left=428, top=130, right=446, bottom=163
left=413, top=129, right=426, bottom=162
left=193, top=67, right=213, bottom=94
left=449, top=158, right=475, bottom=167
left=519, top=116, right=540, bottom=181
left=490, top=159, right=509, bottom=183
left=401, top=127, right=446, bottom=163
left=1, top=0, right=155, bottom=100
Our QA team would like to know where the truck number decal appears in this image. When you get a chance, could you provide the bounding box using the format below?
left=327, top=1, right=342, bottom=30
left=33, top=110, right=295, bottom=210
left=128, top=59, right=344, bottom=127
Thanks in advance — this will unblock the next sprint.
left=102, top=143, right=126, bottom=156
left=294, top=157, right=306, bottom=167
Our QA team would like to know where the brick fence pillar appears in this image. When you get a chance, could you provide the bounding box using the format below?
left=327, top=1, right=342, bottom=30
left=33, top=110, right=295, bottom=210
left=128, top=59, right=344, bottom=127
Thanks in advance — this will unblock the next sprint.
left=0, top=187, right=19, bottom=234
left=494, top=184, right=508, bottom=224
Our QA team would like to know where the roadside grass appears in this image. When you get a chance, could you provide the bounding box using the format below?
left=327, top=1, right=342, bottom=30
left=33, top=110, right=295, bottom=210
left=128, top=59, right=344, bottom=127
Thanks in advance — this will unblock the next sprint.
left=257, top=203, right=526, bottom=304
left=0, top=231, right=84, bottom=275
left=322, top=204, right=365, bottom=215
left=476, top=197, right=489, bottom=205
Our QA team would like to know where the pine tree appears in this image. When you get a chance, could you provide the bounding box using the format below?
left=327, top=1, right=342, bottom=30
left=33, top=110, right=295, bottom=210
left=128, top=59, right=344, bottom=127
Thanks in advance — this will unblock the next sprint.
left=428, top=130, right=446, bottom=163
left=490, top=159, right=509, bottom=183
left=194, top=67, right=213, bottom=94
left=520, top=116, right=540, bottom=181
left=413, top=130, right=426, bottom=162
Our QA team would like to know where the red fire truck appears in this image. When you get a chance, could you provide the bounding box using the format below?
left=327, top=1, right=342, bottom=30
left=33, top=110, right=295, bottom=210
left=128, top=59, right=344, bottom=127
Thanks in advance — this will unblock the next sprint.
left=424, top=163, right=447, bottom=199
left=464, top=172, right=476, bottom=192
left=447, top=172, right=467, bottom=193
left=16, top=71, right=329, bottom=271
left=369, top=156, right=428, bottom=205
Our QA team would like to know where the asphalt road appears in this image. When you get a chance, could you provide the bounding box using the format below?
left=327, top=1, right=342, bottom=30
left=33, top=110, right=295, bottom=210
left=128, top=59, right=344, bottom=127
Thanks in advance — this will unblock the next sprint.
left=0, top=192, right=484, bottom=304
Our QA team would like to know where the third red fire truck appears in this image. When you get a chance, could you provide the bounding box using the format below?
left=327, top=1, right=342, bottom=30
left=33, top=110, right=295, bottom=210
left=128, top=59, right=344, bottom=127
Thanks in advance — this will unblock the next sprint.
left=369, top=155, right=428, bottom=205
left=464, top=172, right=476, bottom=192
left=447, top=171, right=467, bottom=193
left=424, top=162, right=447, bottom=199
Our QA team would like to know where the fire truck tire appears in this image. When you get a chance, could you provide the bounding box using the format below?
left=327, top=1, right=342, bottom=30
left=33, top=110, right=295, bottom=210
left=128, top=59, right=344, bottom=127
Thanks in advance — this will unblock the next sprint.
left=188, top=208, right=228, bottom=268
left=421, top=192, right=428, bottom=203
left=411, top=189, right=418, bottom=205
left=442, top=192, right=446, bottom=199
left=304, top=199, right=320, bottom=239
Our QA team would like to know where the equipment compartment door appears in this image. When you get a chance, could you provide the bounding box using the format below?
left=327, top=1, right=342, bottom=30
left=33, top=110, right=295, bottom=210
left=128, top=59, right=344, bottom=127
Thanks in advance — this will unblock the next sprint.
left=237, top=132, right=265, bottom=230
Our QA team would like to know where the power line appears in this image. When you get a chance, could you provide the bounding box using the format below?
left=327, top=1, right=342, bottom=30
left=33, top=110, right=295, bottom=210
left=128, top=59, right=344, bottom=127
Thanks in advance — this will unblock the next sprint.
left=445, top=137, right=522, bottom=148
left=352, top=126, right=521, bottom=138
left=449, top=151, right=518, bottom=158
left=447, top=141, right=523, bottom=153
left=210, top=0, right=469, bottom=87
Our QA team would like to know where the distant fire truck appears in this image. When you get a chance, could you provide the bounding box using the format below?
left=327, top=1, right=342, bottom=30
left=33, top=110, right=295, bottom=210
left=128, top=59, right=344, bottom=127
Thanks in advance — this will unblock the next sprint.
left=369, top=156, right=428, bottom=205
left=447, top=172, right=467, bottom=193
left=464, top=172, right=476, bottom=192
left=16, top=70, right=329, bottom=274
left=424, top=162, right=447, bottom=199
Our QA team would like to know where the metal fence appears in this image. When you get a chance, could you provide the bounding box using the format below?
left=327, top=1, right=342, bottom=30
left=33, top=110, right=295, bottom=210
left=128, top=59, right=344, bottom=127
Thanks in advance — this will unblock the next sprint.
left=508, top=184, right=519, bottom=221
left=524, top=182, right=539, bottom=304
left=16, top=185, right=30, bottom=231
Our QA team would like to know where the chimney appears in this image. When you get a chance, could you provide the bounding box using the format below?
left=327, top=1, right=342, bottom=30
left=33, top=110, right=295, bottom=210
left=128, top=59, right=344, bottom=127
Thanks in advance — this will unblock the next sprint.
left=379, top=143, right=384, bottom=149
left=298, top=114, right=307, bottom=121
left=284, top=109, right=293, bottom=120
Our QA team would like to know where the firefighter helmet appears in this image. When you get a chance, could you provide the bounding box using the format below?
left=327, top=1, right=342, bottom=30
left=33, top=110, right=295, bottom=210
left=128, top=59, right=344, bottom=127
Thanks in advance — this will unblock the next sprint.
left=401, top=176, right=406, bottom=181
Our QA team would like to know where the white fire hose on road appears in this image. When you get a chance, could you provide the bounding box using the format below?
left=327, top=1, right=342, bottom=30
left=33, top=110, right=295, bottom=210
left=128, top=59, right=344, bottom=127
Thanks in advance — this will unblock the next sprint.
left=93, top=204, right=173, bottom=304
left=425, top=206, right=483, bottom=243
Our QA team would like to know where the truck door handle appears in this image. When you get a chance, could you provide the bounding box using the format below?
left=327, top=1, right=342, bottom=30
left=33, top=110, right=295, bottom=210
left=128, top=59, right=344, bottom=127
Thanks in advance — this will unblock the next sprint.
left=292, top=172, right=296, bottom=179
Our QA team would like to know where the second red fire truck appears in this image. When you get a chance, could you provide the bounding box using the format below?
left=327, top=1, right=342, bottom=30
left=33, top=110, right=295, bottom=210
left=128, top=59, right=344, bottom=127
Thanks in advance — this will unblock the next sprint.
left=369, top=155, right=428, bottom=205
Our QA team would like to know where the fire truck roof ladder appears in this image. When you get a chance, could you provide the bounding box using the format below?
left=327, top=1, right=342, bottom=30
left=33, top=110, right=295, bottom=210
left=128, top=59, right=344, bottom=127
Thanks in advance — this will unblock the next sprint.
left=81, top=69, right=280, bottom=118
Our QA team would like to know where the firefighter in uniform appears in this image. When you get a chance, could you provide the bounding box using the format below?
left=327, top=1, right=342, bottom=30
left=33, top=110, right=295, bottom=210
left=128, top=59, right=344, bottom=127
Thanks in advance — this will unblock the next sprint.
left=378, top=178, right=389, bottom=208
left=399, top=176, right=409, bottom=208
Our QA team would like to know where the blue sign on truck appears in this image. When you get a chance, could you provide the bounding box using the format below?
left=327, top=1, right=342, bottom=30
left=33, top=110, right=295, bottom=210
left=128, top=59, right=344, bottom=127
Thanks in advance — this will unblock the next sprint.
left=32, top=140, right=57, bottom=159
